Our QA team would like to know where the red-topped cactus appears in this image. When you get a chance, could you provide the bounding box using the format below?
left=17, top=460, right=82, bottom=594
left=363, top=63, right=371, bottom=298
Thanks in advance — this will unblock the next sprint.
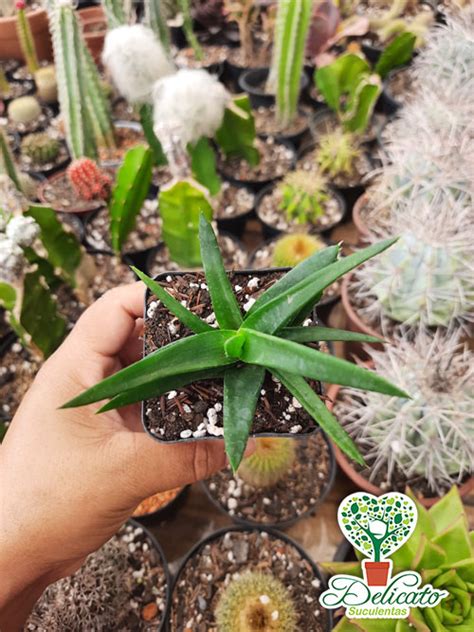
left=67, top=158, right=112, bottom=201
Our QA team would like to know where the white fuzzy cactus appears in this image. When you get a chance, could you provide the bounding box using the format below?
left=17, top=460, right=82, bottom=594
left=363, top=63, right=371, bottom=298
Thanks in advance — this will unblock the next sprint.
left=334, top=330, right=474, bottom=496
left=102, top=24, right=175, bottom=104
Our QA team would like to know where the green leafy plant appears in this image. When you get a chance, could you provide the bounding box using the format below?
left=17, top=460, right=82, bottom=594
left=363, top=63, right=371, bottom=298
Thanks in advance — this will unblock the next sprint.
left=324, top=487, right=474, bottom=631
left=278, top=169, right=329, bottom=225
left=272, top=233, right=324, bottom=268
left=62, top=216, right=408, bottom=471
left=237, top=437, right=296, bottom=488
left=215, top=94, right=260, bottom=167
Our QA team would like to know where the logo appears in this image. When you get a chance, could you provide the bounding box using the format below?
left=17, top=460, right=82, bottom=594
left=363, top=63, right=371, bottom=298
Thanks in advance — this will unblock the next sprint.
left=319, top=492, right=449, bottom=619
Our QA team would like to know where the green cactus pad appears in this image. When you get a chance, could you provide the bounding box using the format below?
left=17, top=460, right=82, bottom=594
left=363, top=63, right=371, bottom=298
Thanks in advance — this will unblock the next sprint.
left=237, top=438, right=296, bottom=488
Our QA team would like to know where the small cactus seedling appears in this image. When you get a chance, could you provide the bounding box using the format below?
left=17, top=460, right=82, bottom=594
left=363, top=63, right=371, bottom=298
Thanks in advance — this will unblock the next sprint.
left=215, top=571, right=297, bottom=631
left=21, top=133, right=60, bottom=165
left=278, top=170, right=329, bottom=225
left=237, top=438, right=296, bottom=487
left=272, top=234, right=325, bottom=268
left=8, top=95, right=41, bottom=124
left=67, top=158, right=112, bottom=202
left=316, top=130, right=361, bottom=180
left=34, top=65, right=58, bottom=104
left=15, top=1, right=39, bottom=74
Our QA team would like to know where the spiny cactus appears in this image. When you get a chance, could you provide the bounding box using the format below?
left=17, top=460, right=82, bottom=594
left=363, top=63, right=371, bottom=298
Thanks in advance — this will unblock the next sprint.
left=67, top=158, right=112, bottom=202
left=15, top=1, right=39, bottom=74
left=325, top=487, right=474, bottom=631
left=316, top=130, right=361, bottom=180
left=143, top=0, right=171, bottom=51
left=8, top=95, right=41, bottom=124
left=267, top=0, right=312, bottom=128
left=237, top=438, right=296, bottom=488
left=278, top=169, right=329, bottom=225
left=334, top=330, right=474, bottom=496
left=49, top=0, right=115, bottom=159
left=34, top=65, right=57, bottom=103
left=272, top=234, right=325, bottom=268
left=215, top=571, right=297, bottom=631
left=21, top=133, right=60, bottom=165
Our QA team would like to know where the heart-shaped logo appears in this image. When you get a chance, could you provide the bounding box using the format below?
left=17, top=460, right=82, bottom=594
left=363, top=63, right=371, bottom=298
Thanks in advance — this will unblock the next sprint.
left=338, top=492, right=417, bottom=562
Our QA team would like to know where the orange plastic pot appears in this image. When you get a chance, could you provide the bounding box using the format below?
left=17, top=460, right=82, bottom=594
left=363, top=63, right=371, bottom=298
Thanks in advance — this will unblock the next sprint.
left=363, top=560, right=392, bottom=586
left=0, top=8, right=52, bottom=62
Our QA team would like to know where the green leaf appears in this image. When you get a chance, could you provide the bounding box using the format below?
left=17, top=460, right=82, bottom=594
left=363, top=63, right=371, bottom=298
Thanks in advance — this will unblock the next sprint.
left=429, top=485, right=466, bottom=534
left=199, top=214, right=242, bottom=330
left=188, top=137, right=221, bottom=195
left=238, top=329, right=409, bottom=398
left=344, top=78, right=381, bottom=133
left=375, top=32, right=416, bottom=79
left=215, top=95, right=260, bottom=166
left=224, top=365, right=265, bottom=472
left=248, top=244, right=339, bottom=315
left=139, top=103, right=167, bottom=166
left=244, top=238, right=398, bottom=335
left=273, top=369, right=365, bottom=466
left=281, top=326, right=383, bottom=343
left=26, top=205, right=82, bottom=286
left=131, top=266, right=212, bottom=334
left=61, top=329, right=237, bottom=409
left=109, top=145, right=153, bottom=254
left=315, top=53, right=371, bottom=115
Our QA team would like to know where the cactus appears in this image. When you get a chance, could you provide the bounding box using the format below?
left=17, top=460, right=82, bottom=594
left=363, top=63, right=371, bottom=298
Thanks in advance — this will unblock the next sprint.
left=178, top=0, right=203, bottom=61
left=369, top=0, right=435, bottom=48
left=67, top=158, right=112, bottom=202
left=0, top=67, right=10, bottom=96
left=324, top=487, right=474, bottom=631
left=0, top=128, right=22, bottom=192
left=272, top=234, right=325, bottom=268
left=144, top=0, right=171, bottom=51
left=101, top=0, right=128, bottom=30
left=34, top=65, right=57, bottom=103
left=223, top=0, right=260, bottom=65
left=15, top=1, right=39, bottom=74
left=215, top=571, right=297, bottom=631
left=334, top=330, right=474, bottom=496
left=49, top=0, right=115, bottom=159
left=316, top=130, right=361, bottom=180
left=267, top=0, right=312, bottom=128
left=159, top=179, right=213, bottom=267
left=237, top=438, right=296, bottom=488
left=21, top=133, right=60, bottom=165
left=8, top=95, right=41, bottom=124
left=109, top=145, right=153, bottom=253
left=278, top=169, right=330, bottom=225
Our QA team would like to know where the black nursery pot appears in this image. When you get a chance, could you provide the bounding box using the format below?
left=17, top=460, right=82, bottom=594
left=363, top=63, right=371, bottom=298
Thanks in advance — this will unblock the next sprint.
left=238, top=67, right=310, bottom=109
left=201, top=431, right=337, bottom=530
left=215, top=183, right=257, bottom=238
left=169, top=525, right=333, bottom=631
left=141, top=268, right=323, bottom=446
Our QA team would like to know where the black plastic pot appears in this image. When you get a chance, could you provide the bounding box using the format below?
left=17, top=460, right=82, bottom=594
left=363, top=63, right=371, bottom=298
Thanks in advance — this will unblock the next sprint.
left=141, top=267, right=323, bottom=446
left=132, top=485, right=189, bottom=525
left=169, top=525, right=333, bottom=631
left=255, top=182, right=347, bottom=240
left=17, top=138, right=71, bottom=179
left=201, top=431, right=336, bottom=530
left=238, top=67, right=309, bottom=109
left=214, top=183, right=257, bottom=238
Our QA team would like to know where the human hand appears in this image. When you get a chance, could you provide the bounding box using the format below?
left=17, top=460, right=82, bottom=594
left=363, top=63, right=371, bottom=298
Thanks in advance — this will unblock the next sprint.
left=0, top=282, right=253, bottom=630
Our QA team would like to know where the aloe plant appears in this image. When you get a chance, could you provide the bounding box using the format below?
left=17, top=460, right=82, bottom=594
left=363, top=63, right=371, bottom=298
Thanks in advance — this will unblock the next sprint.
left=324, top=487, right=474, bottom=631
left=63, top=217, right=407, bottom=471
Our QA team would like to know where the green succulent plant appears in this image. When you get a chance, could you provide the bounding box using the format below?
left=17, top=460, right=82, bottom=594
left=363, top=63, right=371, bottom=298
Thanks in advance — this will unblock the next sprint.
left=272, top=234, right=324, bottom=268
left=324, top=486, right=474, bottom=631
left=278, top=170, right=329, bottom=225
left=21, top=133, right=60, bottom=165
left=215, top=571, right=297, bottom=632
left=316, top=130, right=361, bottom=180
left=237, top=438, right=296, bottom=488
left=62, top=216, right=407, bottom=471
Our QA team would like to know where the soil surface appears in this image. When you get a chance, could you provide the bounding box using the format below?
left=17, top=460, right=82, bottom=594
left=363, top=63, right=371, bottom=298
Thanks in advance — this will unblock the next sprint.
left=257, top=184, right=344, bottom=233
left=386, top=67, right=415, bottom=105
left=218, top=136, right=295, bottom=183
left=98, top=125, right=144, bottom=163
left=175, top=45, right=228, bottom=69
left=214, top=181, right=255, bottom=220
left=112, top=98, right=140, bottom=122
left=26, top=523, right=168, bottom=630
left=169, top=529, right=329, bottom=631
left=144, top=270, right=322, bottom=441
left=254, top=105, right=309, bottom=137
left=0, top=340, right=41, bottom=421
left=85, top=200, right=161, bottom=254
left=204, top=432, right=332, bottom=525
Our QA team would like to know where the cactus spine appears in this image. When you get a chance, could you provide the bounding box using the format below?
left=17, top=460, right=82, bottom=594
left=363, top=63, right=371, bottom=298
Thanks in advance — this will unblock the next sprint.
left=15, top=1, right=40, bottom=74
left=144, top=0, right=171, bottom=51
left=67, top=158, right=112, bottom=201
left=269, top=0, right=312, bottom=128
left=49, top=0, right=115, bottom=159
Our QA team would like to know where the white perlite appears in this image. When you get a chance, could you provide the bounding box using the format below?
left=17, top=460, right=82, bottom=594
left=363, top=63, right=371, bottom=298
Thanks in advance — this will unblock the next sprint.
left=243, top=297, right=256, bottom=312
left=6, top=216, right=40, bottom=247
left=180, top=429, right=192, bottom=439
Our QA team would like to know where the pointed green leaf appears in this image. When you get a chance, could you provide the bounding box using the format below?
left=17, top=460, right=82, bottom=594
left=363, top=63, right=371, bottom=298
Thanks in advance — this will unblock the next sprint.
left=224, top=365, right=265, bottom=472
left=188, top=136, right=221, bottom=195
left=375, top=32, right=416, bottom=79
left=248, top=245, right=339, bottom=315
left=239, top=329, right=409, bottom=398
left=131, top=267, right=211, bottom=334
left=199, top=215, right=242, bottom=330
left=272, top=369, right=364, bottom=465
left=215, top=95, right=260, bottom=166
left=244, top=238, right=398, bottom=334
left=281, top=326, right=383, bottom=344
left=61, top=329, right=237, bottom=409
left=429, top=486, right=467, bottom=534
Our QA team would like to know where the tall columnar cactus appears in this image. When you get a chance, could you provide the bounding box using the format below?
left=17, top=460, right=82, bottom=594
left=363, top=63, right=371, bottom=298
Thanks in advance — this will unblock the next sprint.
left=334, top=330, right=474, bottom=496
left=49, top=0, right=115, bottom=159
left=15, top=1, right=39, bottom=74
left=144, top=0, right=171, bottom=51
left=178, top=0, right=203, bottom=60
left=101, top=0, right=128, bottom=30
left=324, top=487, right=474, bottom=631
left=269, top=0, right=313, bottom=128
left=0, top=128, right=22, bottom=192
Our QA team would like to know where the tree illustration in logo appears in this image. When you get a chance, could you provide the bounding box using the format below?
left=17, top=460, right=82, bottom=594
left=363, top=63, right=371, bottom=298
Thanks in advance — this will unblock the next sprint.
left=338, top=492, right=417, bottom=562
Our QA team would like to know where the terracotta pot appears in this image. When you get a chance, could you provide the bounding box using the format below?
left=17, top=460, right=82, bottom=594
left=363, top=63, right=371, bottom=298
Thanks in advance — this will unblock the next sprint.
left=363, top=560, right=392, bottom=586
left=352, top=193, right=370, bottom=244
left=0, top=8, right=52, bottom=62
left=80, top=18, right=106, bottom=64
left=77, top=7, right=105, bottom=22
left=327, top=382, right=474, bottom=508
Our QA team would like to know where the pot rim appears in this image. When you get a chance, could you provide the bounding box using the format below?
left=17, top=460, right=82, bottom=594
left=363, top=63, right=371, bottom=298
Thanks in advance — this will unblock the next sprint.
left=131, top=485, right=189, bottom=523
left=37, top=168, right=107, bottom=214
left=169, top=523, right=334, bottom=631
